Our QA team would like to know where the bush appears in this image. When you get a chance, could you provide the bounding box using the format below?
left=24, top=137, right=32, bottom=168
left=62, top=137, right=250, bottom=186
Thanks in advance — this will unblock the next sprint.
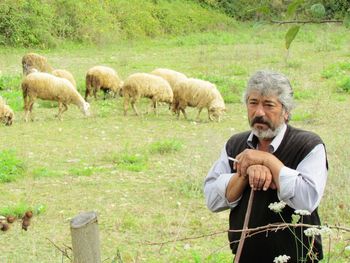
left=0, top=0, right=233, bottom=47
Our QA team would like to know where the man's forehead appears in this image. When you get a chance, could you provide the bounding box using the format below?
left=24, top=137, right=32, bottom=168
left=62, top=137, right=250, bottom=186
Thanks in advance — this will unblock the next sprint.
left=247, top=91, right=280, bottom=102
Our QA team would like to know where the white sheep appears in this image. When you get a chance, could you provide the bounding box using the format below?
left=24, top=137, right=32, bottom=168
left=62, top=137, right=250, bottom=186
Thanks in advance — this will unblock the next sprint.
left=122, top=73, right=173, bottom=116
left=85, top=65, right=122, bottom=101
left=52, top=69, right=77, bottom=88
left=22, top=53, right=53, bottom=75
left=0, top=96, right=14, bottom=126
left=151, top=68, right=187, bottom=90
left=21, top=72, right=90, bottom=121
left=172, top=78, right=226, bottom=121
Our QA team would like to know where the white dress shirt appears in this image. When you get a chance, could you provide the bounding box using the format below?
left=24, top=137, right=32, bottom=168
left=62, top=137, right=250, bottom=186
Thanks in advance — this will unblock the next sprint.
left=204, top=124, right=328, bottom=213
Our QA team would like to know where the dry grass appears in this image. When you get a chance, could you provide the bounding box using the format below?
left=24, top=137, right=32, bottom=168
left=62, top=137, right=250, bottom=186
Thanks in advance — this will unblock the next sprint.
left=0, top=23, right=349, bottom=262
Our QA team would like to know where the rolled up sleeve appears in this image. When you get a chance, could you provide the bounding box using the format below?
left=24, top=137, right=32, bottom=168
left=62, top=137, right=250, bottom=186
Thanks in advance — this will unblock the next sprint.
left=204, top=146, right=241, bottom=212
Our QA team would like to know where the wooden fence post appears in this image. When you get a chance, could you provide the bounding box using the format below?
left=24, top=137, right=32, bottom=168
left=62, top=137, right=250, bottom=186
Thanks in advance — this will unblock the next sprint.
left=70, top=211, right=101, bottom=263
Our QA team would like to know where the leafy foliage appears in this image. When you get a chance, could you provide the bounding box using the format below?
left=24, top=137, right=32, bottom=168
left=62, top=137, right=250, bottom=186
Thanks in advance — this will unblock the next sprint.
left=0, top=0, right=232, bottom=47
left=285, top=25, right=301, bottom=50
left=310, top=3, right=326, bottom=19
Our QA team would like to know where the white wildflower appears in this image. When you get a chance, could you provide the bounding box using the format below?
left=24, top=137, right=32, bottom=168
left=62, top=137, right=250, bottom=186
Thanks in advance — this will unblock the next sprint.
left=304, top=227, right=321, bottom=237
left=273, top=254, right=291, bottom=263
left=345, top=245, right=350, bottom=251
left=294, top=209, right=311, bottom=216
left=184, top=243, right=191, bottom=250
left=319, top=226, right=332, bottom=236
left=268, top=201, right=287, bottom=213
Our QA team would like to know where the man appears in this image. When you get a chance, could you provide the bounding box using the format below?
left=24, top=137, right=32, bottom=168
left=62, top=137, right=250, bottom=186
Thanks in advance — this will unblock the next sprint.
left=204, top=70, right=328, bottom=262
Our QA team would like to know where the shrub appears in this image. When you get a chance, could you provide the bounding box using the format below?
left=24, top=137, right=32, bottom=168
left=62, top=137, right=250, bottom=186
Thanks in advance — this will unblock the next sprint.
left=0, top=0, right=233, bottom=47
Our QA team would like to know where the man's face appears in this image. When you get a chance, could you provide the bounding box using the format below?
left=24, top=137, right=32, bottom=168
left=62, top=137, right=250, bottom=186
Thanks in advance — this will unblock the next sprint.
left=247, top=91, right=288, bottom=140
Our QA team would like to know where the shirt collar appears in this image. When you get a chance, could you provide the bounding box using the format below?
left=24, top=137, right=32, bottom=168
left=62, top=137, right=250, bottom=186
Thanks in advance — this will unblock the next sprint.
left=247, top=123, right=287, bottom=153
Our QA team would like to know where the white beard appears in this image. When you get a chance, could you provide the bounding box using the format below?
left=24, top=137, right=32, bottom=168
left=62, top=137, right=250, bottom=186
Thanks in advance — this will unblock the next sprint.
left=252, top=122, right=284, bottom=139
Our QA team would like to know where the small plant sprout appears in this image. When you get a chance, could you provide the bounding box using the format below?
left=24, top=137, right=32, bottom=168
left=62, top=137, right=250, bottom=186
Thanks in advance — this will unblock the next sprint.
left=268, top=201, right=287, bottom=213
left=294, top=209, right=311, bottom=216
left=273, top=254, right=291, bottom=263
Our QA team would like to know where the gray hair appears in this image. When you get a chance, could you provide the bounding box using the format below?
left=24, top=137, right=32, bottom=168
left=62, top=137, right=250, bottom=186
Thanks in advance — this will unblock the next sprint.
left=243, top=70, right=295, bottom=114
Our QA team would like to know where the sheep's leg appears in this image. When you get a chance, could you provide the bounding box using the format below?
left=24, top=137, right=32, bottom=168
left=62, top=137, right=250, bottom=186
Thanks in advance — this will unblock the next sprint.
left=208, top=109, right=215, bottom=121
left=59, top=103, right=68, bottom=120
left=180, top=108, right=187, bottom=120
left=93, top=86, right=99, bottom=100
left=123, top=96, right=129, bottom=116
left=103, top=89, right=108, bottom=100
left=57, top=102, right=63, bottom=120
left=85, top=88, right=90, bottom=101
left=154, top=101, right=158, bottom=115
left=131, top=100, right=139, bottom=116
left=28, top=98, right=35, bottom=122
left=196, top=108, right=203, bottom=121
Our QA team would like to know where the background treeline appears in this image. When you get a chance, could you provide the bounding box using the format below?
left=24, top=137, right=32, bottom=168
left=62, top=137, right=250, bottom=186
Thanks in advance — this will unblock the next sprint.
left=198, top=0, right=350, bottom=21
left=0, top=0, right=349, bottom=48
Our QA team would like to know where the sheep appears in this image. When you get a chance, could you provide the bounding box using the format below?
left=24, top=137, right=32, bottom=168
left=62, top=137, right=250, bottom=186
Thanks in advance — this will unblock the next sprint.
left=122, top=73, right=173, bottom=116
left=172, top=78, right=226, bottom=122
left=22, top=53, right=53, bottom=75
left=85, top=65, right=122, bottom=101
left=21, top=72, right=90, bottom=122
left=150, top=68, right=187, bottom=90
left=0, top=96, right=14, bottom=126
left=52, top=69, right=77, bottom=88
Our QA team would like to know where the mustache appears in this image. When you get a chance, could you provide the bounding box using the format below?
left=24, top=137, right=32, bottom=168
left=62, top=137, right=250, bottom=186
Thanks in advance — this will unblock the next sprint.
left=251, top=116, right=272, bottom=128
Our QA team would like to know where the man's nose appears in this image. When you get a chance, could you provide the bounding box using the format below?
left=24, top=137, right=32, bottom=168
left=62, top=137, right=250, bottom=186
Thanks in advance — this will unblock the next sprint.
left=255, top=103, right=265, bottom=117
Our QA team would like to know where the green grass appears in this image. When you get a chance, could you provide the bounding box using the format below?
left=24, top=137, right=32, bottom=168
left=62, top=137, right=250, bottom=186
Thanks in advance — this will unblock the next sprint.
left=0, top=202, right=31, bottom=218
left=149, top=139, right=183, bottom=154
left=0, top=150, right=25, bottom=183
left=0, top=23, right=349, bottom=262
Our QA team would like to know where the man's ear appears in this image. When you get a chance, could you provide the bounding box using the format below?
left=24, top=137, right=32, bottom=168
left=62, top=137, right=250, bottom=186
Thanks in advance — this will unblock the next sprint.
left=284, top=112, right=289, bottom=122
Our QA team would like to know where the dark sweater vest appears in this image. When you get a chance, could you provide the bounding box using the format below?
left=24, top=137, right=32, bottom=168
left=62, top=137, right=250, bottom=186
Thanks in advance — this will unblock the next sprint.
left=225, top=125, right=327, bottom=263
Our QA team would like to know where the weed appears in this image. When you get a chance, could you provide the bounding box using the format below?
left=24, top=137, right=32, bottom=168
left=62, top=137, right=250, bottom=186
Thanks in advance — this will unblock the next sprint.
left=337, top=76, right=350, bottom=93
left=32, top=167, right=62, bottom=179
left=149, top=139, right=183, bottom=154
left=69, top=166, right=95, bottom=177
left=0, top=150, right=25, bottom=183
left=113, top=152, right=148, bottom=172
left=0, top=90, right=23, bottom=111
left=0, top=202, right=31, bottom=217
left=0, top=73, right=21, bottom=90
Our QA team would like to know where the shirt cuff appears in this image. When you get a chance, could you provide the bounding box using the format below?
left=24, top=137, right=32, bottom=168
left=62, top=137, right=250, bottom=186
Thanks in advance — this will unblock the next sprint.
left=278, top=166, right=299, bottom=201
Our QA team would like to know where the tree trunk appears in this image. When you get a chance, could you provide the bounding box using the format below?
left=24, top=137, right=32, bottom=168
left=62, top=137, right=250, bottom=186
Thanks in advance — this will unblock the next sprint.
left=70, top=211, right=101, bottom=263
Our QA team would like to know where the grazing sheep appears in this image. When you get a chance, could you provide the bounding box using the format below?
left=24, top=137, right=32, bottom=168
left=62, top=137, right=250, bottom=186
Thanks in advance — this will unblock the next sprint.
left=172, top=78, right=226, bottom=121
left=151, top=68, right=187, bottom=90
left=21, top=72, right=90, bottom=121
left=122, top=73, right=173, bottom=116
left=85, top=65, right=122, bottom=101
left=52, top=69, right=77, bottom=88
left=0, top=96, right=14, bottom=126
left=22, top=53, right=53, bottom=75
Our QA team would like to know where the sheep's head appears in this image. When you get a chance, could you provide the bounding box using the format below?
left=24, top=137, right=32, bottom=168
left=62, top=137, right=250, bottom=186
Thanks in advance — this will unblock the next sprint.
left=82, top=102, right=90, bottom=116
left=209, top=106, right=226, bottom=122
left=1, top=107, right=14, bottom=126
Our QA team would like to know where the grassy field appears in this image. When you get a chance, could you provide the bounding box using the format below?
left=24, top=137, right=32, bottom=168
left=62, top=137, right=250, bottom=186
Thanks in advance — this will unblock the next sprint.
left=0, top=23, right=349, bottom=262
